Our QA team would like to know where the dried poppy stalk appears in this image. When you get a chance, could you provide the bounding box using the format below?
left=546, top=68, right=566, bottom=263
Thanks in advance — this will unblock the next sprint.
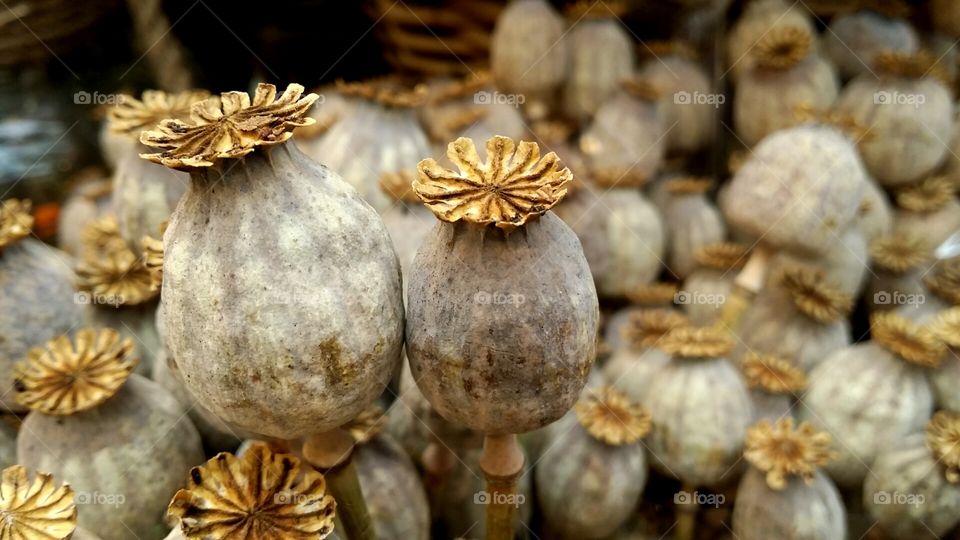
left=0, top=465, right=77, bottom=539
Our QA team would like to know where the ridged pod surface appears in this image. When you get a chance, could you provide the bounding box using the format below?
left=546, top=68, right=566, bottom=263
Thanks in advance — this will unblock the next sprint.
left=733, top=468, right=846, bottom=540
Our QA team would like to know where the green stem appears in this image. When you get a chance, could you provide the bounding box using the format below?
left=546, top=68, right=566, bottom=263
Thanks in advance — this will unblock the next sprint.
left=324, top=457, right=376, bottom=540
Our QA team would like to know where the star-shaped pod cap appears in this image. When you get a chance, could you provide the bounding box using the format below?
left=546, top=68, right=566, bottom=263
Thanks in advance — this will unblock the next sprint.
left=871, top=311, right=946, bottom=368
left=107, top=89, right=211, bottom=138
left=741, top=353, right=807, bottom=395
left=927, top=410, right=960, bottom=484
left=777, top=266, right=853, bottom=324
left=0, top=198, right=32, bottom=251
left=575, top=386, right=651, bottom=446
left=744, top=418, right=834, bottom=490
left=0, top=465, right=77, bottom=539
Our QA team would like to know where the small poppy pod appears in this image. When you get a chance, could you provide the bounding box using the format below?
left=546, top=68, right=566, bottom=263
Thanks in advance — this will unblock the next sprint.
left=734, top=26, right=839, bottom=147
left=852, top=176, right=894, bottom=243
left=643, top=326, right=754, bottom=487
left=867, top=231, right=935, bottom=312
left=863, top=412, right=960, bottom=539
left=604, top=309, right=689, bottom=404
left=57, top=172, right=112, bottom=256
left=733, top=418, right=846, bottom=540
left=536, top=387, right=651, bottom=539
left=800, top=312, right=942, bottom=488
left=15, top=328, right=205, bottom=539
left=602, top=282, right=680, bottom=350
left=0, top=199, right=85, bottom=413
left=893, top=175, right=960, bottom=247
left=727, top=0, right=815, bottom=81
left=765, top=226, right=870, bottom=297
left=741, top=353, right=807, bottom=422
left=929, top=308, right=960, bottom=412
left=302, top=79, right=432, bottom=212
left=682, top=242, right=750, bottom=325
left=835, top=50, right=953, bottom=186
left=822, top=9, right=920, bottom=80
left=637, top=42, right=712, bottom=154
left=661, top=177, right=726, bottom=280
left=422, top=76, right=528, bottom=147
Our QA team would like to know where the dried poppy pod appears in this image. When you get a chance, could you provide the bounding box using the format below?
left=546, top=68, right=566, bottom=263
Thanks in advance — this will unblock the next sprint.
left=421, top=71, right=527, bottom=146
left=867, top=231, right=935, bottom=312
left=15, top=328, right=204, bottom=539
left=733, top=419, right=845, bottom=540
left=604, top=309, right=689, bottom=403
left=722, top=124, right=867, bottom=256
left=727, top=0, right=815, bottom=81
left=106, top=90, right=208, bottom=253
left=57, top=172, right=112, bottom=256
left=0, top=464, right=78, bottom=540
left=852, top=176, right=894, bottom=243
left=644, top=326, right=754, bottom=487
left=168, top=442, right=336, bottom=539
left=835, top=50, right=953, bottom=186
left=378, top=170, right=436, bottom=294
left=536, top=387, right=651, bottom=539
left=0, top=199, right=84, bottom=413
left=560, top=1, right=635, bottom=123
left=741, top=353, right=806, bottom=422
left=930, top=308, right=960, bottom=412
left=637, top=42, right=712, bottom=154
left=139, top=83, right=404, bottom=439
left=603, top=282, right=680, bottom=350
left=301, top=79, right=432, bottom=212
left=490, top=0, right=568, bottom=119
left=800, top=312, right=942, bottom=488
left=579, top=79, right=666, bottom=188
left=893, top=175, right=960, bottom=247
left=733, top=266, right=852, bottom=373
left=734, top=26, right=839, bottom=147
left=764, top=224, right=870, bottom=298
left=661, top=177, right=726, bottom=279
left=863, top=411, right=960, bottom=538
left=682, top=242, right=750, bottom=325
left=822, top=8, right=919, bottom=80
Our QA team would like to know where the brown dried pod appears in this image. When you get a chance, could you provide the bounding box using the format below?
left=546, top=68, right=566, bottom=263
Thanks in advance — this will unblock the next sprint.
left=868, top=231, right=934, bottom=312
left=822, top=9, right=919, bottom=80
left=681, top=242, right=750, bottom=325
left=0, top=464, right=77, bottom=539
left=16, top=329, right=204, bottom=539
left=834, top=50, right=953, bottom=186
left=799, top=312, right=939, bottom=488
left=662, top=177, right=726, bottom=280
left=637, top=46, right=713, bottom=154
left=604, top=309, right=689, bottom=403
left=735, top=26, right=839, bottom=147
left=893, top=175, right=960, bottom=247
left=406, top=135, right=599, bottom=434
left=536, top=387, right=650, bottom=539
left=733, top=419, right=845, bottom=540
left=727, top=0, right=815, bottom=81
left=644, top=326, right=754, bottom=486
left=0, top=199, right=85, bottom=413
left=742, top=353, right=806, bottom=422
left=168, top=442, right=336, bottom=539
left=862, top=412, right=960, bottom=538
left=928, top=308, right=960, bottom=412
left=57, top=173, right=112, bottom=256
left=140, top=83, right=404, bottom=439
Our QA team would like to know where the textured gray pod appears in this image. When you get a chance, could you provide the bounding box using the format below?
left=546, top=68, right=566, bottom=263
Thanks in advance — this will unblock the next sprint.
left=561, top=17, right=635, bottom=122
left=894, top=197, right=960, bottom=248
left=354, top=435, right=431, bottom=540
left=406, top=214, right=599, bottom=434
left=822, top=10, right=918, bottom=80
left=84, top=302, right=160, bottom=377
left=380, top=202, right=436, bottom=297
left=0, top=239, right=84, bottom=412
left=863, top=432, right=960, bottom=538
left=852, top=177, right=893, bottom=243
left=662, top=189, right=726, bottom=280
left=580, top=92, right=665, bottom=185
left=765, top=228, right=871, bottom=298
left=112, top=149, right=187, bottom=253
left=159, top=141, right=404, bottom=439
left=637, top=53, right=712, bottom=154
left=57, top=177, right=112, bottom=256
left=18, top=375, right=205, bottom=540
left=726, top=0, right=814, bottom=80
left=733, top=468, right=846, bottom=540
left=604, top=346, right=671, bottom=405
left=682, top=268, right=735, bottom=325
left=98, top=122, right=136, bottom=171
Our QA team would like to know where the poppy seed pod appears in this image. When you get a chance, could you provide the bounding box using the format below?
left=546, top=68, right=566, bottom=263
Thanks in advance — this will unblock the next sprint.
left=661, top=177, right=726, bottom=279
left=734, top=26, right=839, bottom=147
left=822, top=9, right=919, bottom=80
left=800, top=312, right=941, bottom=488
left=603, top=282, right=680, bottom=350
left=835, top=51, right=953, bottom=186
left=741, top=353, right=806, bottom=422
left=57, top=174, right=111, bottom=256
left=0, top=199, right=85, bottom=413
left=721, top=124, right=867, bottom=256
left=682, top=242, right=750, bottom=324
left=893, top=175, right=960, bottom=247
left=378, top=171, right=436, bottom=291
left=863, top=412, right=960, bottom=538
left=867, top=231, right=934, bottom=312
left=930, top=308, right=960, bottom=412
left=405, top=135, right=599, bottom=435
left=537, top=387, right=651, bottom=539
left=733, top=418, right=846, bottom=540
left=15, top=329, right=204, bottom=539
left=852, top=176, right=894, bottom=243
left=637, top=42, right=712, bottom=154
left=766, top=226, right=870, bottom=297
left=139, top=83, right=404, bottom=439
left=422, top=72, right=528, bottom=146
left=727, top=0, right=814, bottom=81
left=604, top=309, right=689, bottom=403
left=643, top=326, right=754, bottom=486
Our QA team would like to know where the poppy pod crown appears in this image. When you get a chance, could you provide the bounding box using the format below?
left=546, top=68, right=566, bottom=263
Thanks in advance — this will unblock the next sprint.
left=744, top=417, right=835, bottom=490
left=575, top=386, right=652, bottom=446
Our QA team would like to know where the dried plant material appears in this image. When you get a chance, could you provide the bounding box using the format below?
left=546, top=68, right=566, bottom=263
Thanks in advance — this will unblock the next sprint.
left=930, top=308, right=960, bottom=348
left=895, top=176, right=956, bottom=213
left=728, top=149, right=747, bottom=175
left=0, top=198, right=32, bottom=250
left=429, top=71, right=491, bottom=104
left=0, top=465, right=76, bottom=539
left=744, top=418, right=834, bottom=490
left=379, top=170, right=420, bottom=203
left=575, top=386, right=651, bottom=446
left=14, top=328, right=136, bottom=415
left=341, top=404, right=386, bottom=445
left=142, top=234, right=163, bottom=291
left=778, top=266, right=854, bottom=323
left=621, top=309, right=690, bottom=349
left=875, top=50, right=951, bottom=84
left=742, top=352, right=807, bottom=394
left=335, top=79, right=427, bottom=108
left=79, top=214, right=124, bottom=254
left=694, top=242, right=751, bottom=270
left=643, top=40, right=698, bottom=61
left=140, top=83, right=319, bottom=170
left=295, top=112, right=338, bottom=139
left=532, top=119, right=575, bottom=146
left=76, top=246, right=158, bottom=306
left=870, top=232, right=932, bottom=274
left=925, top=261, right=960, bottom=305
left=792, top=103, right=873, bottom=142
left=620, top=78, right=661, bottom=102
left=107, top=89, right=211, bottom=137
left=625, top=282, right=679, bottom=306
left=659, top=326, right=735, bottom=359
left=927, top=410, right=960, bottom=483
left=589, top=167, right=649, bottom=188
left=871, top=311, right=947, bottom=367
left=414, top=135, right=571, bottom=230
left=565, top=0, right=627, bottom=19
left=168, top=442, right=336, bottom=538
left=754, top=26, right=812, bottom=70
left=665, top=176, right=713, bottom=195
left=425, top=107, right=487, bottom=143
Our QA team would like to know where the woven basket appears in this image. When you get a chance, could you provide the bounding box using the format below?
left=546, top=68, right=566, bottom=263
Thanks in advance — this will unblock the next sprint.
left=0, top=0, right=119, bottom=66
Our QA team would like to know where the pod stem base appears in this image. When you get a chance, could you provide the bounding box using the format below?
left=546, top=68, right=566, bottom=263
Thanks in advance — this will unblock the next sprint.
left=675, top=482, right=698, bottom=540
left=303, top=428, right=375, bottom=540
left=479, top=433, right=525, bottom=540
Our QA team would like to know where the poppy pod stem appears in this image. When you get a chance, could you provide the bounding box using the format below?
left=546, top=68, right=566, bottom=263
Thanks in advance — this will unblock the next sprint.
left=302, top=428, right=376, bottom=540
left=422, top=440, right=458, bottom=504
left=675, top=481, right=698, bottom=540
left=479, top=433, right=525, bottom=540
left=719, top=245, right=771, bottom=331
